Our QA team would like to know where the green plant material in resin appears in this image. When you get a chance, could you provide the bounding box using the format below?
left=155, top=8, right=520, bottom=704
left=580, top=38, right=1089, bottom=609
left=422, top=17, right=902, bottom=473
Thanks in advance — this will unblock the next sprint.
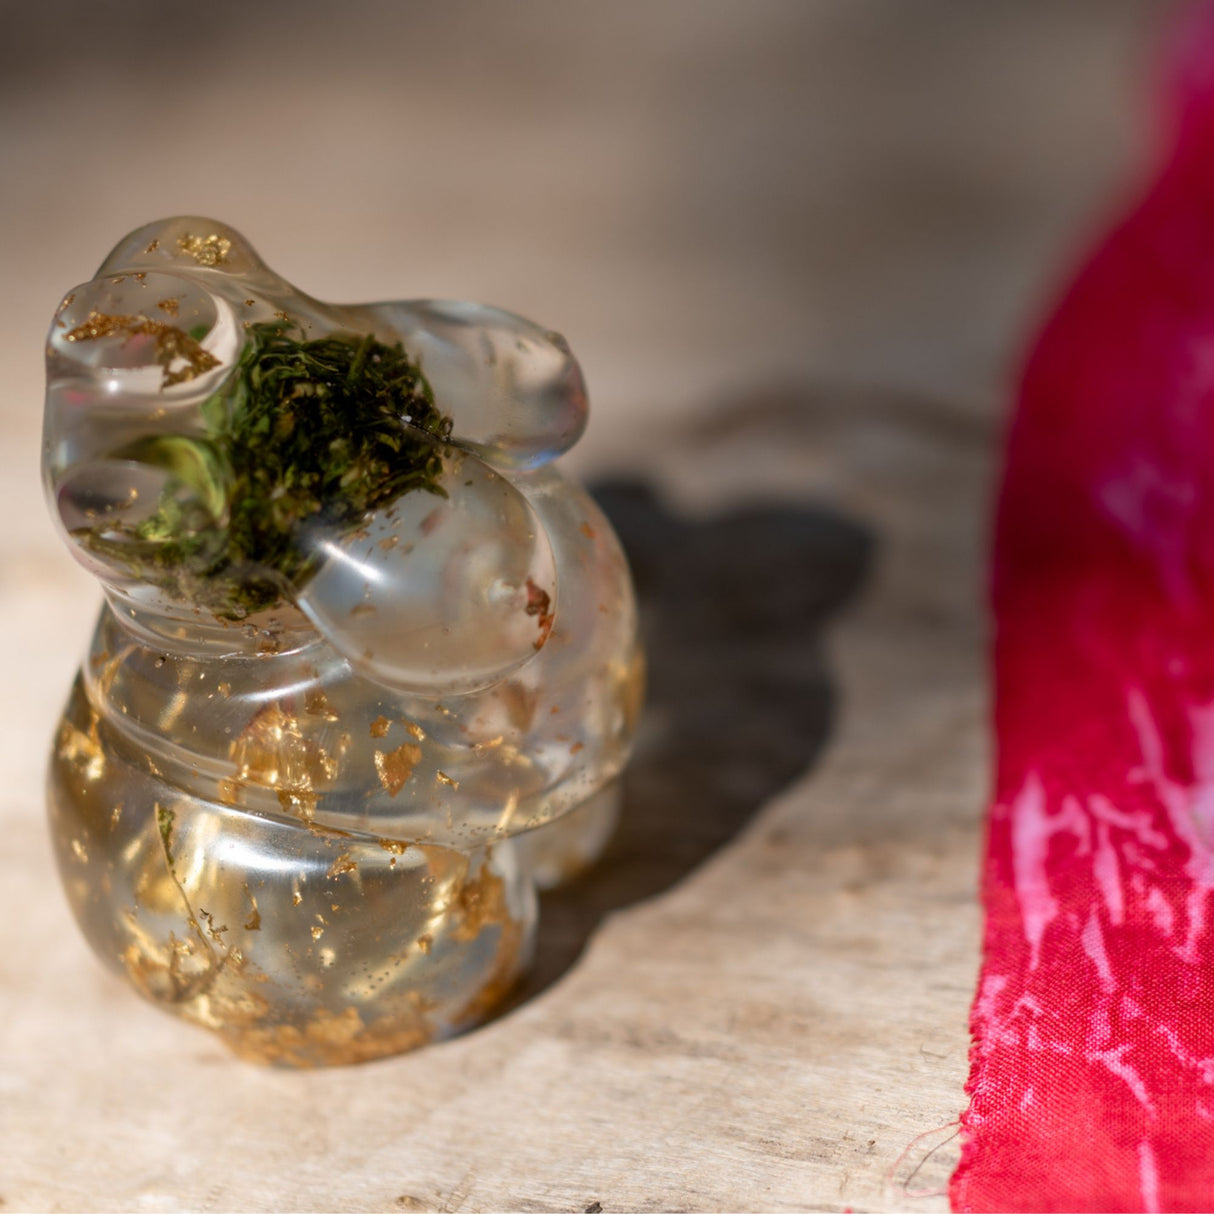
left=75, top=319, right=453, bottom=620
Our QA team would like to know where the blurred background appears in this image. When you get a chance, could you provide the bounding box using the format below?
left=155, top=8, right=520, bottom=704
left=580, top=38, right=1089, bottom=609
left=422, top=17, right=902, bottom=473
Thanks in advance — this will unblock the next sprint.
left=0, top=0, right=1161, bottom=473
left=0, top=4, right=1181, bottom=1207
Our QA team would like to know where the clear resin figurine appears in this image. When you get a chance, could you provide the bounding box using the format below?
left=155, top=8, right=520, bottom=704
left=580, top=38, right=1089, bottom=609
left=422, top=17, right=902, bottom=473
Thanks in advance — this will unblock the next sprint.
left=43, top=217, right=643, bottom=1065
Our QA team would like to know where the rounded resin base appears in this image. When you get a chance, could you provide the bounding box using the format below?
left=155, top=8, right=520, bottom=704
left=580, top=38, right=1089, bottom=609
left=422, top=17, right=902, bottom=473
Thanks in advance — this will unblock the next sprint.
left=50, top=676, right=628, bottom=1067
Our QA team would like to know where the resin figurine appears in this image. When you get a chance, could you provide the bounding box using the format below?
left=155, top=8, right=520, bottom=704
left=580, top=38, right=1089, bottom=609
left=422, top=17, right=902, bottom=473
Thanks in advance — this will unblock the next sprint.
left=43, top=217, right=643, bottom=1065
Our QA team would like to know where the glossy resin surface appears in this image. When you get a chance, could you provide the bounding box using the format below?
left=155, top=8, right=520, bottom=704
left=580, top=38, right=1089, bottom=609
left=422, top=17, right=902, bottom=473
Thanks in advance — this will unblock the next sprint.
left=44, top=217, right=642, bottom=1065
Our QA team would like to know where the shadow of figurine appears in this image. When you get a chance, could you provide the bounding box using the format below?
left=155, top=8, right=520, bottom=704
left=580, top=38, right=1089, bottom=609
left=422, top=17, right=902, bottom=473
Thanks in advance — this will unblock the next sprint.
left=509, top=475, right=874, bottom=1002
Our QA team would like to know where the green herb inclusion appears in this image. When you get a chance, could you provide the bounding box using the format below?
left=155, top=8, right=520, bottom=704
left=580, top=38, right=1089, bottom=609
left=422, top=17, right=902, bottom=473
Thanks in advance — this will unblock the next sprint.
left=79, top=320, right=452, bottom=620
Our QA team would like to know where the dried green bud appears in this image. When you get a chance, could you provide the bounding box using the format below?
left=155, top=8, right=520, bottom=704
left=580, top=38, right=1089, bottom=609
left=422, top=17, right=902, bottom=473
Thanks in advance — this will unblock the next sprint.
left=76, top=320, right=452, bottom=620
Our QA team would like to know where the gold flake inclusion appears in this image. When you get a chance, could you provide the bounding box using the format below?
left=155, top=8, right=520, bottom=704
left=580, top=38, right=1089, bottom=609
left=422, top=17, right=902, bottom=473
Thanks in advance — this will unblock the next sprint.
left=374, top=743, right=422, bottom=796
left=176, top=232, right=232, bottom=266
left=63, top=310, right=219, bottom=388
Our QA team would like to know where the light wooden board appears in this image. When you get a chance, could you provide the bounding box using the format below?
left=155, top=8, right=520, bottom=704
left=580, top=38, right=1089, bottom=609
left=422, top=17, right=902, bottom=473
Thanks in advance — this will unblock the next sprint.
left=0, top=3, right=1154, bottom=1209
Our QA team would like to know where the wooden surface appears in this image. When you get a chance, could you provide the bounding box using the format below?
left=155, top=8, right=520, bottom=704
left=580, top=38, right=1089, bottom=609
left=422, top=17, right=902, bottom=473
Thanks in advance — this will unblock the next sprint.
left=0, top=3, right=1157, bottom=1210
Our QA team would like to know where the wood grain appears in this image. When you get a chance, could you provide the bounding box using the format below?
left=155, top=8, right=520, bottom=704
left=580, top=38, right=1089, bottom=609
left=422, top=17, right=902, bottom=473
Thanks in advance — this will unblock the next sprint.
left=0, top=3, right=1153, bottom=1209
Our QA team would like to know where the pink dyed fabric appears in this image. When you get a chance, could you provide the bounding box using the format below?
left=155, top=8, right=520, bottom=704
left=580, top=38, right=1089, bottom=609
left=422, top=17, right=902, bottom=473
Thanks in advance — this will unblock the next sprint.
left=953, top=12, right=1214, bottom=1212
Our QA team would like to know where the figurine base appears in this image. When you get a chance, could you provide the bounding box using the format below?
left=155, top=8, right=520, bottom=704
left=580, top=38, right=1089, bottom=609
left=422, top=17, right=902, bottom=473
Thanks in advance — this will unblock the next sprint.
left=49, top=677, right=618, bottom=1067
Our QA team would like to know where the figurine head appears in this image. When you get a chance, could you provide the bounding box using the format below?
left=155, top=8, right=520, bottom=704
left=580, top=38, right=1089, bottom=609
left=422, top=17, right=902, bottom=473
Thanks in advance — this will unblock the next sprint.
left=43, top=217, right=587, bottom=692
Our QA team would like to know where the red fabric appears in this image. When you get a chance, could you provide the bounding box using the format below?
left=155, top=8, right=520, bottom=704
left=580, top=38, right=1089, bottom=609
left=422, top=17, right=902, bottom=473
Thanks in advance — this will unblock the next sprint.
left=953, top=10, right=1214, bottom=1212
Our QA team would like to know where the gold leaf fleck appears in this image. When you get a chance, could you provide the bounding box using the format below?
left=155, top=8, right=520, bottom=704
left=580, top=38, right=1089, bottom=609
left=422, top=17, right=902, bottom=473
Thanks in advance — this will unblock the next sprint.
left=451, top=861, right=510, bottom=942
left=374, top=743, right=422, bottom=796
left=177, top=232, right=231, bottom=266
left=57, top=713, right=106, bottom=782
left=244, top=889, right=261, bottom=932
left=305, top=689, right=339, bottom=721
left=326, top=852, right=357, bottom=878
left=370, top=715, right=391, bottom=739
left=63, top=310, right=218, bottom=388
left=231, top=701, right=341, bottom=795
left=277, top=788, right=318, bottom=823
